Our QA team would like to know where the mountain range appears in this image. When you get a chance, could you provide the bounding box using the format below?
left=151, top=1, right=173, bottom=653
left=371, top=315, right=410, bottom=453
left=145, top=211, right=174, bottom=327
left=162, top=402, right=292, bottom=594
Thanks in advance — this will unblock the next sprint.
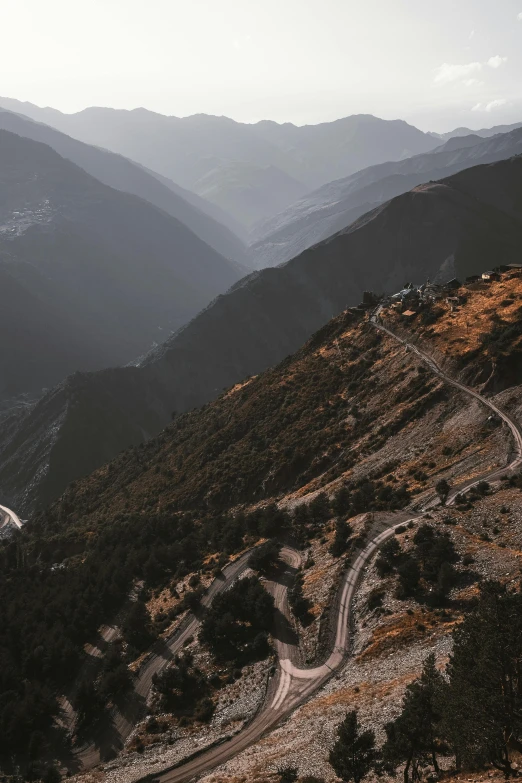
left=438, top=120, right=522, bottom=140
left=250, top=126, right=522, bottom=268
left=0, top=107, right=250, bottom=267
left=0, top=99, right=443, bottom=229
left=2, top=153, right=521, bottom=511
left=0, top=129, right=244, bottom=402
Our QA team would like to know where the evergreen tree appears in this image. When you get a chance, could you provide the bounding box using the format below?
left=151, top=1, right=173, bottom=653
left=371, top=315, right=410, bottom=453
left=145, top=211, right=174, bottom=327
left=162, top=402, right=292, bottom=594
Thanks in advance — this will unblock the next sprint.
left=375, top=536, right=402, bottom=577
left=396, top=557, right=421, bottom=598
left=310, top=492, right=332, bottom=523
left=329, top=710, right=377, bottom=783
left=442, top=582, right=522, bottom=776
left=435, top=479, right=450, bottom=505
left=122, top=599, right=155, bottom=652
left=278, top=767, right=299, bottom=783
left=330, top=519, right=352, bottom=557
left=333, top=485, right=351, bottom=516
left=75, top=679, right=104, bottom=732
left=382, top=654, right=444, bottom=783
left=249, top=540, right=282, bottom=574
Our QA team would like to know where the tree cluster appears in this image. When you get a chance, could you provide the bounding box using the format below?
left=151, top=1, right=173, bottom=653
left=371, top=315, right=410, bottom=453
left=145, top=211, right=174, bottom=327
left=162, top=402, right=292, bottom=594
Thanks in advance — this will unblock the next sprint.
left=249, top=540, right=282, bottom=574
left=289, top=570, right=313, bottom=626
left=200, top=576, right=274, bottom=664
left=376, top=524, right=460, bottom=604
left=152, top=652, right=214, bottom=723
left=330, top=583, right=522, bottom=783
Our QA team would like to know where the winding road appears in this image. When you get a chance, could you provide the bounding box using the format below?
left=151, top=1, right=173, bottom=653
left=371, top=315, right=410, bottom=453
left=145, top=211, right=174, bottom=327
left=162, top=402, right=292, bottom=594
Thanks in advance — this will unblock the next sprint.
left=74, top=551, right=255, bottom=768
left=74, top=317, right=522, bottom=782
left=371, top=314, right=522, bottom=493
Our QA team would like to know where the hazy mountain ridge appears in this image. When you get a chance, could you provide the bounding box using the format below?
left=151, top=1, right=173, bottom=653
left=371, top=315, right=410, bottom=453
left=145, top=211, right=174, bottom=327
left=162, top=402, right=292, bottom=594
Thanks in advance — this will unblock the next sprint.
left=0, top=99, right=441, bottom=229
left=2, top=155, right=521, bottom=511
left=250, top=127, right=522, bottom=268
left=439, top=120, right=522, bottom=140
left=0, top=107, right=250, bottom=268
left=0, top=129, right=244, bottom=401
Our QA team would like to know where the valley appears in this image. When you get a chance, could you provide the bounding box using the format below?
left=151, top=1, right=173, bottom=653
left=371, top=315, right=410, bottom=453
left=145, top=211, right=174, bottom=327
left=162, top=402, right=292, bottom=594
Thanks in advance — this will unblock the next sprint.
left=1, top=37, right=522, bottom=782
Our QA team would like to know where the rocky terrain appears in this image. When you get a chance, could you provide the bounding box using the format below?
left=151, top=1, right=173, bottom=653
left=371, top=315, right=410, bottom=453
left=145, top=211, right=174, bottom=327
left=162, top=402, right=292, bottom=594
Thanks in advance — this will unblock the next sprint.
left=10, top=272, right=515, bottom=782
left=1, top=266, right=521, bottom=783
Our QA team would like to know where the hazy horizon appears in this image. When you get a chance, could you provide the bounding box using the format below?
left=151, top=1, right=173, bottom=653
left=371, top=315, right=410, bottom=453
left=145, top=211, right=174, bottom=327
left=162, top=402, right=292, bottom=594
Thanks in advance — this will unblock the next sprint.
left=2, top=0, right=521, bottom=134
left=4, top=95, right=522, bottom=137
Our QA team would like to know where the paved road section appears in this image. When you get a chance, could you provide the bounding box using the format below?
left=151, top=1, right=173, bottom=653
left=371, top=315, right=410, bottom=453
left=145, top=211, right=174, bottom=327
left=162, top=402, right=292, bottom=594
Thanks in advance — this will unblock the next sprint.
left=0, top=503, right=23, bottom=530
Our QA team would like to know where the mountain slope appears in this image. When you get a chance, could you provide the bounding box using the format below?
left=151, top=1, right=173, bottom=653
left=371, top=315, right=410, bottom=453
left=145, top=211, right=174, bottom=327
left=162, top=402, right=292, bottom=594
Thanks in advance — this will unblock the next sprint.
left=0, top=130, right=244, bottom=401
left=252, top=114, right=442, bottom=185
left=1, top=260, right=522, bottom=775
left=251, top=127, right=522, bottom=268
left=1, top=154, right=521, bottom=511
left=0, top=108, right=249, bottom=268
left=192, top=160, right=309, bottom=228
left=0, top=99, right=440, bottom=230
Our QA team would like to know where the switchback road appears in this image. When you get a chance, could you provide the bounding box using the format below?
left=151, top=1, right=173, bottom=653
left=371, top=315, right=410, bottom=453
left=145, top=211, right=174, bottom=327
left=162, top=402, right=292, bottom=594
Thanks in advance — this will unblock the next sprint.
left=147, top=318, right=522, bottom=783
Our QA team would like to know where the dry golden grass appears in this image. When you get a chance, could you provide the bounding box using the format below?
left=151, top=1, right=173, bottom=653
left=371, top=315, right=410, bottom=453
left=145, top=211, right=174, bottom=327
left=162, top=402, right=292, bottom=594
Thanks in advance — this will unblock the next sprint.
left=357, top=610, right=457, bottom=662
left=385, top=274, right=522, bottom=362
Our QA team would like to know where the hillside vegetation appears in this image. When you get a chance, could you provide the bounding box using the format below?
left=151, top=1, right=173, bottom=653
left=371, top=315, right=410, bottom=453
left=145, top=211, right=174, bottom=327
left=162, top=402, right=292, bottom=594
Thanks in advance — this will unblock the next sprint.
left=0, top=274, right=521, bottom=776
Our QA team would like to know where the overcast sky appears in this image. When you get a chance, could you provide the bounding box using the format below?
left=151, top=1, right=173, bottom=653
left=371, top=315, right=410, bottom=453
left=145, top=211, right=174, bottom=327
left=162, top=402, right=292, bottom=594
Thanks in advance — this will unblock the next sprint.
left=1, top=0, right=521, bottom=131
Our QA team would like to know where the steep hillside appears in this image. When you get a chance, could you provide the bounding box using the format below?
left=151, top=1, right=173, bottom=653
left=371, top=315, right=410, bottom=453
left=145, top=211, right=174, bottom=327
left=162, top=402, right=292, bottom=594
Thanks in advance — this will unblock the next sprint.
left=250, top=127, right=522, bottom=268
left=0, top=100, right=440, bottom=230
left=0, top=108, right=249, bottom=268
left=0, top=130, right=243, bottom=401
left=37, top=272, right=522, bottom=530
left=1, top=155, right=521, bottom=511
left=2, top=272, right=521, bottom=778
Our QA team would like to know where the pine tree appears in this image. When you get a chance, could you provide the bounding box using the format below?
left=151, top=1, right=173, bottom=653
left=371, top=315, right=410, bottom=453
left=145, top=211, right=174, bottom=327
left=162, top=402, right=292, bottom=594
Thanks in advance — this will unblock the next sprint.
left=382, top=654, right=444, bottom=783
left=396, top=557, right=420, bottom=598
left=278, top=767, right=299, bottom=783
left=330, top=519, right=352, bottom=557
left=122, top=599, right=155, bottom=652
left=435, top=479, right=450, bottom=505
left=442, top=582, right=522, bottom=776
left=329, top=710, right=377, bottom=783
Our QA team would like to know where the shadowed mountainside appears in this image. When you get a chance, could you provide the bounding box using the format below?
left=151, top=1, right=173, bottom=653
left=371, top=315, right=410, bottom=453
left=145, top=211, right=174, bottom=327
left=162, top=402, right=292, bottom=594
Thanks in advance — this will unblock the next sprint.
left=0, top=107, right=249, bottom=268
left=1, top=155, right=521, bottom=511
left=250, top=127, right=522, bottom=268
left=0, top=130, right=244, bottom=401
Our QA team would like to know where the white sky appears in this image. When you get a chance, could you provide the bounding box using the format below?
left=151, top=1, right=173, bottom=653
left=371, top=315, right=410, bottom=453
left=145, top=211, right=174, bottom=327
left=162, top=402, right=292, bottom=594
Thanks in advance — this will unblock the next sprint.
left=1, top=0, right=521, bottom=131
